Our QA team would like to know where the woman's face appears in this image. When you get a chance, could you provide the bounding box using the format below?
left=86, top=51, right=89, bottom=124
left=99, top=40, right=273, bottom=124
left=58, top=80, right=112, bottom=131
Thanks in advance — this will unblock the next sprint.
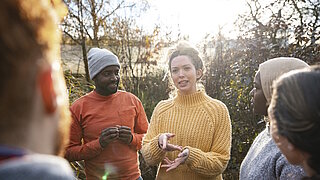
left=250, top=71, right=268, bottom=115
left=170, top=55, right=202, bottom=95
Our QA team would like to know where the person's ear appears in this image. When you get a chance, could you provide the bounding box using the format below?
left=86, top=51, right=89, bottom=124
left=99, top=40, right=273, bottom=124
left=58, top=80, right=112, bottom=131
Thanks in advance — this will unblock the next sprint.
left=196, top=69, right=203, bottom=80
left=38, top=68, right=57, bottom=114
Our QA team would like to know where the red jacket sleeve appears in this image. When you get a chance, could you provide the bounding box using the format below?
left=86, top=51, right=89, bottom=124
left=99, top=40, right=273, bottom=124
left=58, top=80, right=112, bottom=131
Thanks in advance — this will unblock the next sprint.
left=129, top=97, right=149, bottom=150
left=64, top=109, right=103, bottom=161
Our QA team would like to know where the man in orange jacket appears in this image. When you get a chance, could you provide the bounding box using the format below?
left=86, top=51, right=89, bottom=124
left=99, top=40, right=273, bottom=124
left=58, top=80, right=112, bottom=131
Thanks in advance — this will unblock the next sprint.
left=65, top=47, right=149, bottom=180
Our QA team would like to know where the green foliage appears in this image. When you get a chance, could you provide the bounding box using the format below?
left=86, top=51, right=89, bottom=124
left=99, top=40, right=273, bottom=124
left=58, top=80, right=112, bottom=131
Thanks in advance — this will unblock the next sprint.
left=64, top=0, right=319, bottom=179
left=64, top=69, right=94, bottom=103
left=200, top=33, right=265, bottom=178
left=122, top=69, right=169, bottom=119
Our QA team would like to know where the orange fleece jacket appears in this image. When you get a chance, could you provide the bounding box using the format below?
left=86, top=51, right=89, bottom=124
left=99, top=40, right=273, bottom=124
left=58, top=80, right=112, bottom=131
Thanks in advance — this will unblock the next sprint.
left=65, top=90, right=148, bottom=180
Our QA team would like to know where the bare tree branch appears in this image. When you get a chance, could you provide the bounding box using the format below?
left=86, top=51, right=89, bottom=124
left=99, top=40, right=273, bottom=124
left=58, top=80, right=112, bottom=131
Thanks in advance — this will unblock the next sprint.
left=63, top=30, right=81, bottom=45
left=247, top=0, right=266, bottom=28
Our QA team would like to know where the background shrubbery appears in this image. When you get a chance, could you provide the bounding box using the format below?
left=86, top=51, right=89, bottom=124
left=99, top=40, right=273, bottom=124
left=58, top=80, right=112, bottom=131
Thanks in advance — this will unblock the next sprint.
left=62, top=0, right=319, bottom=179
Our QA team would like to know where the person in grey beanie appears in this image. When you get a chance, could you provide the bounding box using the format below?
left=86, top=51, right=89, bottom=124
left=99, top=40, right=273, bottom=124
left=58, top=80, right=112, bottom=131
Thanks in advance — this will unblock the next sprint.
left=65, top=47, right=149, bottom=180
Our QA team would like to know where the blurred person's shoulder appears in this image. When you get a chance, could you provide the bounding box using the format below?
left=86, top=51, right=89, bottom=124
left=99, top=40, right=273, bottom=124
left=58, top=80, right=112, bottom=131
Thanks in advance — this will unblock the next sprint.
left=0, top=154, right=74, bottom=180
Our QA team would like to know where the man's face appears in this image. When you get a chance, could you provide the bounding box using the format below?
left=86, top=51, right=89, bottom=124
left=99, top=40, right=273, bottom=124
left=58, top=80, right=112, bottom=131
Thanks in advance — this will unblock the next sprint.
left=94, top=65, right=120, bottom=96
left=250, top=71, right=268, bottom=116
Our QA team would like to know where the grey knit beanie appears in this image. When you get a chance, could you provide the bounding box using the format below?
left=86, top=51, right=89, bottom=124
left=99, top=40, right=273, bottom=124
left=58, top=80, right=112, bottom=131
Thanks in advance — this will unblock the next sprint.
left=87, top=48, right=120, bottom=80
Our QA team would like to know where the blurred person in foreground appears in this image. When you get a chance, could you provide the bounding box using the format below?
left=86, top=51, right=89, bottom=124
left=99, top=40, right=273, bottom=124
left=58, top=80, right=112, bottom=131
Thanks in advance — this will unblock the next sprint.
left=240, top=57, right=308, bottom=179
left=0, top=0, right=74, bottom=179
left=141, top=41, right=232, bottom=180
left=64, top=47, right=149, bottom=180
left=269, top=65, right=320, bottom=179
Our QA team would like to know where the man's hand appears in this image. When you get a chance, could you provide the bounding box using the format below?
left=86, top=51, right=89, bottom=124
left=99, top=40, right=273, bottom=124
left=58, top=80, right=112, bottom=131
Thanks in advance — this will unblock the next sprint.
left=158, top=133, right=182, bottom=152
left=161, top=148, right=189, bottom=172
left=118, top=126, right=133, bottom=145
left=99, top=127, right=119, bottom=148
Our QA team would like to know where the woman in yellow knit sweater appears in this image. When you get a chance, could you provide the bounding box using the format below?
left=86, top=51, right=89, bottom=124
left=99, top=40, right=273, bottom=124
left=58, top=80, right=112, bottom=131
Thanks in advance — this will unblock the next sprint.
left=141, top=41, right=232, bottom=180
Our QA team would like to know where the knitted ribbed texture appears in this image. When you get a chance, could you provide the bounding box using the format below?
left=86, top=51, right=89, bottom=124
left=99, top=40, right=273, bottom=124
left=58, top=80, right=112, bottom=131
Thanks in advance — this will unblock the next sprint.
left=141, top=90, right=232, bottom=180
left=239, top=128, right=305, bottom=179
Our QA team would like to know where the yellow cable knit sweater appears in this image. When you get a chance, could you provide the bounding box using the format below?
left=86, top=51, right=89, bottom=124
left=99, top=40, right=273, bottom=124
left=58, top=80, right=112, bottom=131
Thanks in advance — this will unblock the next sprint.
left=141, top=90, right=232, bottom=180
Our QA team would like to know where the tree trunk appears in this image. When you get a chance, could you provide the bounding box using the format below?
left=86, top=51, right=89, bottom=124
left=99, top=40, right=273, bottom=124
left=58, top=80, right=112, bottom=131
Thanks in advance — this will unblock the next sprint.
left=79, top=0, right=90, bottom=82
left=81, top=39, right=90, bottom=82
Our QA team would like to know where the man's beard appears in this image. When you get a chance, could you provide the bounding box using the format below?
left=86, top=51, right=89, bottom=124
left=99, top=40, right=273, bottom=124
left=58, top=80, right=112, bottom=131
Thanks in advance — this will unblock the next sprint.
left=104, top=81, right=119, bottom=95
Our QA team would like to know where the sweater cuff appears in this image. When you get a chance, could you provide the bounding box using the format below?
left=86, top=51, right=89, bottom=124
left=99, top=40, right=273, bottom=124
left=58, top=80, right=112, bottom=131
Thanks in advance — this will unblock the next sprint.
left=90, top=138, right=103, bottom=151
left=150, top=134, right=166, bottom=158
left=93, top=138, right=104, bottom=151
left=130, top=133, right=137, bottom=147
left=184, top=146, right=201, bottom=167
